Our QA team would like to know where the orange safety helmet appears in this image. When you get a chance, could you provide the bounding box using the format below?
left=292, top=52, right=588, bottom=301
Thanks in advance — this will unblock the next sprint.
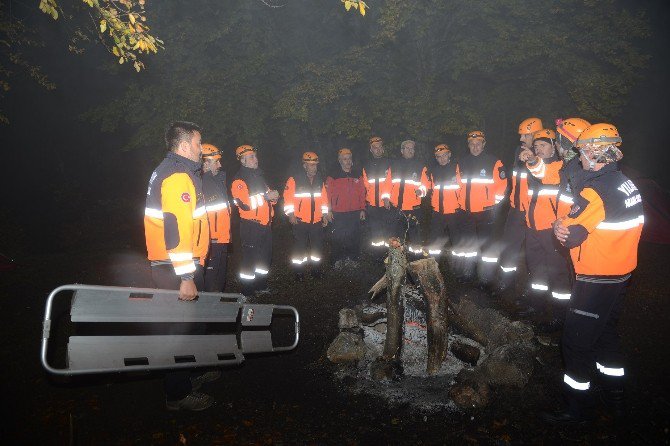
left=532, top=128, right=556, bottom=142
left=434, top=143, right=451, bottom=154
left=575, top=123, right=622, bottom=148
left=338, top=148, right=352, bottom=156
left=235, top=144, right=256, bottom=160
left=201, top=143, right=221, bottom=160
left=369, top=136, right=383, bottom=144
left=302, top=152, right=319, bottom=163
left=518, top=117, right=543, bottom=135
left=556, top=118, right=591, bottom=144
left=467, top=130, right=485, bottom=140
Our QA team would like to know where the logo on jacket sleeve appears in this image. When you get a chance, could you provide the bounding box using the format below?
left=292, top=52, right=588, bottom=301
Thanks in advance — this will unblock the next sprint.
left=480, top=169, right=487, bottom=177
left=181, top=192, right=191, bottom=203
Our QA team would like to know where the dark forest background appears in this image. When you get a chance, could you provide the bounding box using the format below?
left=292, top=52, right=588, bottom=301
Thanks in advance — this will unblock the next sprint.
left=1, top=0, right=669, bottom=256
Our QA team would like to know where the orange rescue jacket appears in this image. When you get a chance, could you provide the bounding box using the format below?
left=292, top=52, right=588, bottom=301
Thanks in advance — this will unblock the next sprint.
left=563, top=164, right=643, bottom=276
left=283, top=172, right=329, bottom=223
left=144, top=152, right=209, bottom=275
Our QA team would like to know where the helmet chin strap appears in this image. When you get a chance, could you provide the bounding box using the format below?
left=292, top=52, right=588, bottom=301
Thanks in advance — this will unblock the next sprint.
left=580, top=149, right=596, bottom=171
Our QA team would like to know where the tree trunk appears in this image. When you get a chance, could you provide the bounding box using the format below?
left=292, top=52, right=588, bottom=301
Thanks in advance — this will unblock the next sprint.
left=408, top=258, right=449, bottom=375
left=382, top=245, right=407, bottom=360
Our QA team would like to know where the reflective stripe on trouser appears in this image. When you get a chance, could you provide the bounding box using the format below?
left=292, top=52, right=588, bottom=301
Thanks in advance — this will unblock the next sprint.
left=204, top=242, right=229, bottom=293
left=525, top=227, right=572, bottom=313
left=330, top=210, right=362, bottom=263
left=291, top=221, right=324, bottom=272
left=456, top=209, right=495, bottom=280
left=428, top=211, right=460, bottom=258
left=497, top=207, right=527, bottom=287
left=561, top=278, right=629, bottom=408
left=365, top=204, right=396, bottom=252
left=239, top=219, right=272, bottom=295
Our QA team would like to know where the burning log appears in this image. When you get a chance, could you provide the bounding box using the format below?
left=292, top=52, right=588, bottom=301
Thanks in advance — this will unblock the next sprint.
left=407, top=258, right=449, bottom=375
left=381, top=238, right=406, bottom=361
left=368, top=239, right=450, bottom=376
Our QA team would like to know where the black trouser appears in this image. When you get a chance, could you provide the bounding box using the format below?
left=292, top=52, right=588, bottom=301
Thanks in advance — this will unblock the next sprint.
left=525, top=228, right=572, bottom=314
left=151, top=263, right=205, bottom=401
left=497, top=207, right=527, bottom=288
left=365, top=204, right=397, bottom=254
left=455, top=209, right=496, bottom=281
left=290, top=221, right=324, bottom=274
left=239, top=219, right=272, bottom=296
left=330, top=210, right=362, bottom=263
left=428, top=211, right=460, bottom=259
left=204, top=242, right=228, bottom=292
left=396, top=208, right=423, bottom=256
left=561, top=278, right=629, bottom=412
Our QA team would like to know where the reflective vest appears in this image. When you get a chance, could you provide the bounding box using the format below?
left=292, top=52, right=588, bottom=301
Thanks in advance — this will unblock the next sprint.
left=283, top=172, right=329, bottom=223
left=457, top=152, right=507, bottom=213
left=231, top=166, right=274, bottom=226
left=390, top=158, right=429, bottom=210
left=564, top=164, right=644, bottom=276
left=508, top=147, right=530, bottom=211
left=361, top=158, right=392, bottom=207
left=526, top=158, right=573, bottom=230
left=428, top=162, right=462, bottom=214
left=203, top=171, right=231, bottom=244
left=144, top=152, right=209, bottom=276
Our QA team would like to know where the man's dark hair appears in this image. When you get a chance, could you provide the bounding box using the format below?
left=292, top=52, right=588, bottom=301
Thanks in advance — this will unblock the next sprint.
left=165, top=121, right=202, bottom=152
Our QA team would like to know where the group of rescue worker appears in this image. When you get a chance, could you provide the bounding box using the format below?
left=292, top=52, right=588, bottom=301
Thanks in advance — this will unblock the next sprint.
left=144, top=119, right=643, bottom=423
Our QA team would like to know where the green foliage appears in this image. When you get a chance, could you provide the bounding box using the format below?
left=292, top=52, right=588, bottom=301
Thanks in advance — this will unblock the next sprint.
left=82, top=0, right=649, bottom=154
left=0, top=1, right=56, bottom=123
left=39, top=0, right=162, bottom=72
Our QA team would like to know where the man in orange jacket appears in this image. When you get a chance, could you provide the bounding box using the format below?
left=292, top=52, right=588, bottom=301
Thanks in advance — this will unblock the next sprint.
left=542, top=124, right=643, bottom=425
left=201, top=143, right=232, bottom=292
left=144, top=121, right=218, bottom=411
left=362, top=136, right=394, bottom=258
left=231, top=145, right=279, bottom=297
left=495, top=117, right=543, bottom=293
left=456, top=131, right=507, bottom=283
left=390, top=139, right=429, bottom=257
left=517, top=129, right=573, bottom=329
left=284, top=152, right=331, bottom=280
left=426, top=144, right=462, bottom=259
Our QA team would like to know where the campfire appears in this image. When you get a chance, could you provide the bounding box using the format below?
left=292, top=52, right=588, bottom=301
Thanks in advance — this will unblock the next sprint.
left=327, top=239, right=538, bottom=410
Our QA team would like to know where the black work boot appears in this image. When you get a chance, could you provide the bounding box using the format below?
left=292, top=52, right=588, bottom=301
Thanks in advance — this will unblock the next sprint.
left=599, top=375, right=627, bottom=421
left=540, top=388, right=595, bottom=426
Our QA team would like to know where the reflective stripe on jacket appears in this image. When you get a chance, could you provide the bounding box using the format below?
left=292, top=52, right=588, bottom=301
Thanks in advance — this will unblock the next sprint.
left=203, top=171, right=231, bottom=244
left=457, top=152, right=507, bottom=213
left=428, top=163, right=462, bottom=214
left=362, top=158, right=392, bottom=207
left=390, top=158, right=429, bottom=210
left=283, top=173, right=329, bottom=223
left=563, top=164, right=643, bottom=276
left=231, top=166, right=274, bottom=225
left=526, top=158, right=573, bottom=230
left=144, top=152, right=209, bottom=275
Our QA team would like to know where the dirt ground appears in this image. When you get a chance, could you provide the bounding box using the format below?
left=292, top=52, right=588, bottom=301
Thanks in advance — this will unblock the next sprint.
left=3, top=219, right=669, bottom=445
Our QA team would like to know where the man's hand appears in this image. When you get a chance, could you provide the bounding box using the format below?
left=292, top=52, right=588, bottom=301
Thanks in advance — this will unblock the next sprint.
left=179, top=279, right=198, bottom=301
left=267, top=190, right=279, bottom=203
left=519, top=148, right=536, bottom=163
left=553, top=217, right=570, bottom=244
left=322, top=212, right=333, bottom=225
left=289, top=214, right=298, bottom=225
left=360, top=210, right=366, bottom=221
left=383, top=198, right=391, bottom=209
